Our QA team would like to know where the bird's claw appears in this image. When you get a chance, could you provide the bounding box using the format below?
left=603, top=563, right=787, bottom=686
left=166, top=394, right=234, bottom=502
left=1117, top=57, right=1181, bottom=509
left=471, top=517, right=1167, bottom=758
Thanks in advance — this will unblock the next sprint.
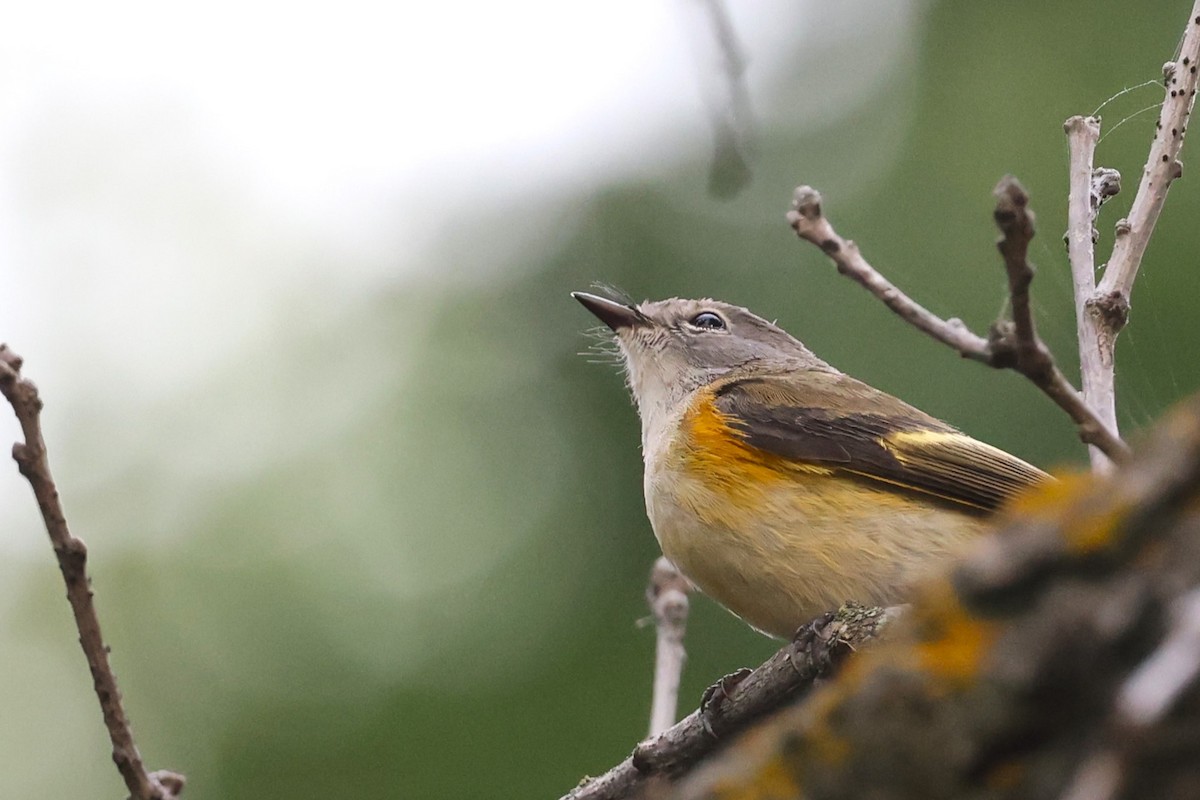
left=699, top=667, right=753, bottom=738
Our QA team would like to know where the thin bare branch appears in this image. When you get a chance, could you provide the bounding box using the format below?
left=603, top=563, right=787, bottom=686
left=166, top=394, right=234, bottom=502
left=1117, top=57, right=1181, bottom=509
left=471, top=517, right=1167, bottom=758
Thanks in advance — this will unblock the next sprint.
left=992, top=177, right=1040, bottom=350
left=1056, top=3, right=1200, bottom=476
left=991, top=177, right=1130, bottom=461
left=646, top=558, right=691, bottom=737
left=787, top=182, right=1131, bottom=463
left=1095, top=3, right=1200, bottom=318
left=0, top=344, right=183, bottom=800
left=1064, top=115, right=1121, bottom=473
left=690, top=0, right=756, bottom=197
left=787, top=186, right=993, bottom=362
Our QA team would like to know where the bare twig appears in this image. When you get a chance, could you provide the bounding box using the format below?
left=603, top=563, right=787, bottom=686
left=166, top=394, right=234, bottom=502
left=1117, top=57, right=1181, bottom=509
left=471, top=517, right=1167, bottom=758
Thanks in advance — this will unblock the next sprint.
left=990, top=178, right=1130, bottom=462
left=646, top=558, right=691, bottom=737
left=1095, top=4, right=1200, bottom=318
left=991, top=177, right=1041, bottom=350
left=787, top=183, right=1131, bottom=463
left=688, top=0, right=756, bottom=197
left=1064, top=115, right=1122, bottom=473
left=787, top=186, right=993, bottom=362
left=0, top=345, right=183, bottom=800
left=562, top=604, right=897, bottom=800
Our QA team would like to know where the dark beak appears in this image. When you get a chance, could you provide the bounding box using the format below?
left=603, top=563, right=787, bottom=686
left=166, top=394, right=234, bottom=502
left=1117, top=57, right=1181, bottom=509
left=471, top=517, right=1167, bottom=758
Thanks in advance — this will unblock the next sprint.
left=572, top=292, right=643, bottom=332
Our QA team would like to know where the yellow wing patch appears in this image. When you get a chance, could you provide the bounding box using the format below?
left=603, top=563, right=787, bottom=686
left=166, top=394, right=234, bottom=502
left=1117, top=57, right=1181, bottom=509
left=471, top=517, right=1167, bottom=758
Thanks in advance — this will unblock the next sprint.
left=881, top=430, right=1050, bottom=510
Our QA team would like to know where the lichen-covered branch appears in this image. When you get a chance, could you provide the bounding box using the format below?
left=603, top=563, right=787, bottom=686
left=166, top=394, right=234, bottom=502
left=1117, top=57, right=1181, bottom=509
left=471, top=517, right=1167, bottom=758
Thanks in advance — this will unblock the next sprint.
left=0, top=344, right=184, bottom=800
left=1059, top=587, right=1200, bottom=800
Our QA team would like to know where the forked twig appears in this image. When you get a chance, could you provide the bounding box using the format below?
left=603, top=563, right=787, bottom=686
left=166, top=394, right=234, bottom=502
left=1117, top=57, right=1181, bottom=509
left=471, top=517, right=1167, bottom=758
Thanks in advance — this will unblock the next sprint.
left=1060, top=4, right=1200, bottom=472
left=787, top=181, right=1130, bottom=464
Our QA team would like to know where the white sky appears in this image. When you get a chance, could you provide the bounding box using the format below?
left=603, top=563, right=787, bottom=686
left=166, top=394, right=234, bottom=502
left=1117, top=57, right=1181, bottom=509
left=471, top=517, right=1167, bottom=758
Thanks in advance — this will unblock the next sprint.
left=0, top=1, right=812, bottom=367
left=0, top=0, right=916, bottom=551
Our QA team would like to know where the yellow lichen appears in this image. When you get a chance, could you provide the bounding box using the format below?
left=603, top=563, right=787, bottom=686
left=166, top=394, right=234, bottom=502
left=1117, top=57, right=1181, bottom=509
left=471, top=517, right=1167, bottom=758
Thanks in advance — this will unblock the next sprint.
left=1003, top=470, right=1131, bottom=555
left=909, top=583, right=1000, bottom=686
left=1061, top=502, right=1130, bottom=555
left=1003, top=470, right=1091, bottom=519
left=984, top=759, right=1025, bottom=790
left=712, top=754, right=803, bottom=800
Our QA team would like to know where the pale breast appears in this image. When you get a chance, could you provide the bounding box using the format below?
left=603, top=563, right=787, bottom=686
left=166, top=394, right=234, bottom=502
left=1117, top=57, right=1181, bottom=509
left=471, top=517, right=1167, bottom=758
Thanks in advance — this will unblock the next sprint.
left=639, top=389, right=986, bottom=637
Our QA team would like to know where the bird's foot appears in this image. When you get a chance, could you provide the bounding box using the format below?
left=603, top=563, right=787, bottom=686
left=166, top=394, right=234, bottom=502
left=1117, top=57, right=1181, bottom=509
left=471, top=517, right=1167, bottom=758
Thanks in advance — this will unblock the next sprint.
left=789, top=610, right=838, bottom=677
left=699, top=667, right=753, bottom=738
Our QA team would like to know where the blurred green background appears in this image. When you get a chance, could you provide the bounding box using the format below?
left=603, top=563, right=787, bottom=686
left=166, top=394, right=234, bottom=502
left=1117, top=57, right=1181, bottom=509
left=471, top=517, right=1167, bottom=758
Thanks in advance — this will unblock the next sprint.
left=2, top=1, right=1199, bottom=797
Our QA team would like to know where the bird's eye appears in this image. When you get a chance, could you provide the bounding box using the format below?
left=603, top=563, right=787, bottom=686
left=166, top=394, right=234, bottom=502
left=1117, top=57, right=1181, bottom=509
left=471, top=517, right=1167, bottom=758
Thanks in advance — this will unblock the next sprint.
left=690, top=311, right=726, bottom=330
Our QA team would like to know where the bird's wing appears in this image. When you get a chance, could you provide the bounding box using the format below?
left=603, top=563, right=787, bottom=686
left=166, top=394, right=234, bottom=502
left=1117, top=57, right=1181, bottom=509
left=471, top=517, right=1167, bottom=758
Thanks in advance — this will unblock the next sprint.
left=711, top=372, right=1050, bottom=514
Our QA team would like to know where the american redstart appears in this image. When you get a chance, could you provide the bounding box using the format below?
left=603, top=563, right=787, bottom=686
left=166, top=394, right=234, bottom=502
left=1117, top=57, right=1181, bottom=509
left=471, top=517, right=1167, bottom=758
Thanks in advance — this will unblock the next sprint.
left=574, top=291, right=1050, bottom=638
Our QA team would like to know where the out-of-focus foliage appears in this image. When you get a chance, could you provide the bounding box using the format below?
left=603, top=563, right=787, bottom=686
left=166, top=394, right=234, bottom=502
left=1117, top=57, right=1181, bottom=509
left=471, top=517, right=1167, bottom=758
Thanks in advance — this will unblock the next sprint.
left=1, top=2, right=1198, bottom=798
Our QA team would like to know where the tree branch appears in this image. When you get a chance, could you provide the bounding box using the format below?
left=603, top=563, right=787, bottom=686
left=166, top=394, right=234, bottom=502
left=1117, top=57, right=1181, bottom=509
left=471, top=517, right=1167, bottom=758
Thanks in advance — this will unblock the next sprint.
left=0, top=344, right=184, bottom=800
left=1058, top=3, right=1200, bottom=476
left=787, top=181, right=1131, bottom=463
left=561, top=603, right=897, bottom=800
left=646, top=558, right=691, bottom=737
left=1095, top=3, right=1200, bottom=315
left=990, top=177, right=1131, bottom=462
left=1064, top=115, right=1122, bottom=473
left=685, top=0, right=756, bottom=197
left=786, top=186, right=992, bottom=363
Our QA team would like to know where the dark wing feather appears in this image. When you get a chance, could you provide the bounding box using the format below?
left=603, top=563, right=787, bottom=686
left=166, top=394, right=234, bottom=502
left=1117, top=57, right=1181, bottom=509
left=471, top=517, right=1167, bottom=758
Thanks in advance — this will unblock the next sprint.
left=713, top=372, right=1050, bottom=513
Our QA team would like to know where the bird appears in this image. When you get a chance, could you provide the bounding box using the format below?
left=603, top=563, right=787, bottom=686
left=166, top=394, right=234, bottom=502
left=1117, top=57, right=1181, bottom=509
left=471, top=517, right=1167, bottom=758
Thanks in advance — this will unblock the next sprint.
left=574, top=291, right=1050, bottom=637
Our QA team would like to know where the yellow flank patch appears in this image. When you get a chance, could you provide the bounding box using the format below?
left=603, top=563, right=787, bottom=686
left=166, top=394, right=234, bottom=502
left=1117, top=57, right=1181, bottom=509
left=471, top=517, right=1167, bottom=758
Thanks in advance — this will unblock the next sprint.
left=845, top=468, right=988, bottom=511
left=681, top=389, right=832, bottom=495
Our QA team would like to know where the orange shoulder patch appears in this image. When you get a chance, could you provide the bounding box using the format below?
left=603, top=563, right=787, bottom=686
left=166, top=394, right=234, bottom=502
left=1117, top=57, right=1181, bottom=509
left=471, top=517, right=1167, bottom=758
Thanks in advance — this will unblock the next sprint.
left=681, top=389, right=833, bottom=485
